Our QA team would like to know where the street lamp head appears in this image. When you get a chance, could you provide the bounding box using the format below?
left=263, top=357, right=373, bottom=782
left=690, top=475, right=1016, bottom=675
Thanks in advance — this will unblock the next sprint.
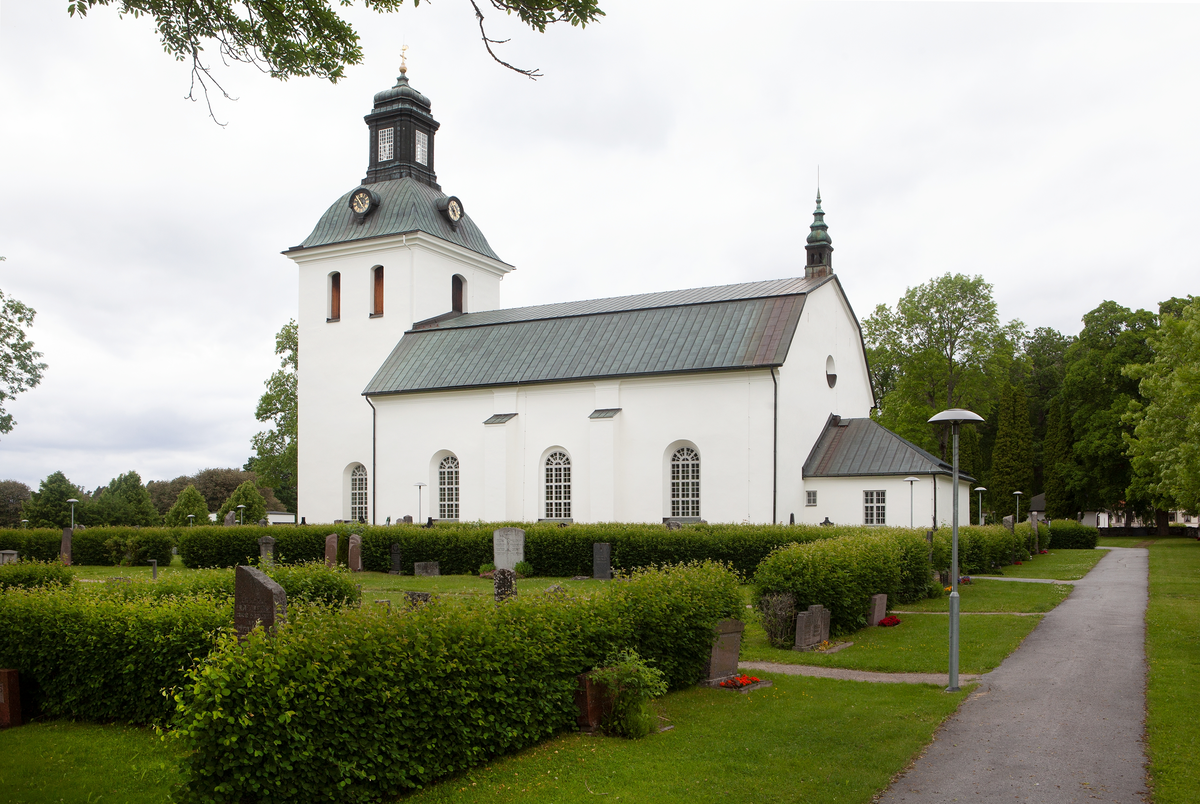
left=904, top=476, right=921, bottom=483
left=414, top=482, right=427, bottom=488
left=67, top=498, right=79, bottom=504
left=975, top=486, right=987, bottom=492
left=927, top=408, right=984, bottom=425
left=1013, top=490, right=1023, bottom=497
left=237, top=504, right=246, bottom=509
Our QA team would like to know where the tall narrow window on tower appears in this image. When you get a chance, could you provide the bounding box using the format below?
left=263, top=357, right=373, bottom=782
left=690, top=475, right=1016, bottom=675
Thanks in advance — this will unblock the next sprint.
left=452, top=275, right=464, bottom=313
left=415, top=130, right=429, bottom=166
left=328, top=272, right=341, bottom=321
left=372, top=266, right=384, bottom=316
left=378, top=128, right=394, bottom=162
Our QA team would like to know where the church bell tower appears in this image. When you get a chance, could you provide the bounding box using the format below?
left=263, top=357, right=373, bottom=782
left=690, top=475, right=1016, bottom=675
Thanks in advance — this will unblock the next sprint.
left=805, top=191, right=833, bottom=279
left=362, top=58, right=441, bottom=188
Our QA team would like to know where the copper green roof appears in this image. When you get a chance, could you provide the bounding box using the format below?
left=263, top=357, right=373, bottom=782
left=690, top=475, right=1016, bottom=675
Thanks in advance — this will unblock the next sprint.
left=364, top=277, right=829, bottom=395
left=287, top=177, right=503, bottom=262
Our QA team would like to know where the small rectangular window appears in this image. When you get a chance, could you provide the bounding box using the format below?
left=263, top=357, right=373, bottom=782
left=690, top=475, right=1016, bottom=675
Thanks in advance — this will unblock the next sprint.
left=378, top=128, right=394, bottom=161
left=864, top=490, right=886, bottom=525
left=329, top=272, right=341, bottom=321
left=806, top=490, right=817, bottom=507
left=372, top=266, right=384, bottom=316
left=415, top=130, right=428, bottom=165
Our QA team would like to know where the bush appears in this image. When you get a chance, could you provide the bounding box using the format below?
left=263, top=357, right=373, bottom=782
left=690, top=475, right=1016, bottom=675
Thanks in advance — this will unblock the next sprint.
left=215, top=481, right=267, bottom=526
left=0, top=529, right=61, bottom=562
left=0, top=585, right=231, bottom=723
left=1045, top=520, right=1099, bottom=549
left=165, top=485, right=211, bottom=528
left=0, top=559, right=74, bottom=590
left=514, top=560, right=534, bottom=577
left=588, top=648, right=668, bottom=739
left=178, top=527, right=259, bottom=568
left=264, top=561, right=361, bottom=606
left=753, top=531, right=931, bottom=636
left=931, top=526, right=1027, bottom=575
left=171, top=562, right=740, bottom=803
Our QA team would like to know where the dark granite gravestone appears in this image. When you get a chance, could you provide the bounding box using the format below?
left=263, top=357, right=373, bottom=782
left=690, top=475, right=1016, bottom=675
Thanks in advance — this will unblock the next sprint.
left=701, top=619, right=745, bottom=685
left=869, top=593, right=888, bottom=626
left=60, top=528, right=72, bottom=567
left=592, top=542, right=612, bottom=580
left=389, top=543, right=402, bottom=575
left=0, top=550, right=17, bottom=565
left=794, top=604, right=831, bottom=651
left=494, top=567, right=517, bottom=602
left=324, top=534, right=338, bottom=568
left=223, top=511, right=236, bottom=527
left=493, top=527, right=525, bottom=571
left=414, top=561, right=439, bottom=576
left=258, top=536, right=276, bottom=567
left=402, top=515, right=413, bottom=524
left=348, top=534, right=363, bottom=572
left=0, top=668, right=21, bottom=728
left=234, top=566, right=287, bottom=640
left=665, top=520, right=682, bottom=531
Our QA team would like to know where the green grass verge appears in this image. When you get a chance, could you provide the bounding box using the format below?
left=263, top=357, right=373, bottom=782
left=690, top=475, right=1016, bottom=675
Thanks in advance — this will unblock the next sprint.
left=399, top=674, right=968, bottom=804
left=0, top=721, right=183, bottom=803
left=899, top=578, right=1072, bottom=613
left=1146, top=538, right=1200, bottom=803
left=739, top=612, right=1040, bottom=675
left=1098, top=537, right=1152, bottom=548
left=984, top=549, right=1106, bottom=580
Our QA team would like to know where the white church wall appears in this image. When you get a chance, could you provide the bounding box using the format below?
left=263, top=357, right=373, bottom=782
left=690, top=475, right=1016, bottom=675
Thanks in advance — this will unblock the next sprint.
left=800, top=475, right=973, bottom=528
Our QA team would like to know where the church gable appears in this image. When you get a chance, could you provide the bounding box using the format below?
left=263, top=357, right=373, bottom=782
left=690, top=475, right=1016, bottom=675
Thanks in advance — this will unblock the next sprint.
left=803, top=415, right=976, bottom=481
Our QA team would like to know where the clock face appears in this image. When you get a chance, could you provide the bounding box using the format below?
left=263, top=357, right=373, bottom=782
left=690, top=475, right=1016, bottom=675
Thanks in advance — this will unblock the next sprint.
left=447, top=198, right=463, bottom=221
left=350, top=190, right=372, bottom=214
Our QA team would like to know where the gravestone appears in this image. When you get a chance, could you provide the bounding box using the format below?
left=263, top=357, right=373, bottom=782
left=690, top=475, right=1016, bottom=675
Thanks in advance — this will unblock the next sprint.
left=348, top=534, right=363, bottom=572
left=234, top=565, right=287, bottom=639
left=414, top=561, right=439, bottom=576
left=493, top=528, right=525, bottom=572
left=404, top=590, right=433, bottom=606
left=389, top=543, right=402, bottom=575
left=665, top=520, right=682, bottom=531
left=60, top=528, right=72, bottom=567
left=149, top=559, right=158, bottom=580
left=701, top=619, right=745, bottom=684
left=1002, top=514, right=1014, bottom=531
left=223, top=511, right=236, bottom=527
left=258, top=518, right=269, bottom=527
left=258, top=536, right=276, bottom=567
left=324, top=534, right=338, bottom=568
left=106, top=576, right=131, bottom=585
left=402, top=515, right=413, bottom=524
left=592, top=542, right=612, bottom=580
left=0, top=668, right=20, bottom=728
left=793, top=604, right=831, bottom=651
left=494, top=567, right=517, bottom=602
left=869, top=593, right=888, bottom=626
left=0, top=550, right=17, bottom=565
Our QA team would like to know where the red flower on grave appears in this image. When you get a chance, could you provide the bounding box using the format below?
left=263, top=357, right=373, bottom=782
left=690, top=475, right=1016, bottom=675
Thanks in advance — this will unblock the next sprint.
left=719, top=674, right=760, bottom=689
left=878, top=615, right=901, bottom=627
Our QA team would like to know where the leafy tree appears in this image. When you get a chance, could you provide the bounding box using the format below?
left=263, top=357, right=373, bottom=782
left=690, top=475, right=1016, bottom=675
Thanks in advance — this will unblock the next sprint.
left=989, top=383, right=1034, bottom=522
left=865, top=273, right=1023, bottom=458
left=65, top=0, right=605, bottom=118
left=165, top=484, right=213, bottom=527
left=216, top=481, right=268, bottom=525
left=20, top=472, right=87, bottom=529
left=251, top=320, right=298, bottom=513
left=1059, top=301, right=1156, bottom=517
left=147, top=475, right=194, bottom=517
left=88, top=471, right=162, bottom=526
left=1022, top=326, right=1072, bottom=491
left=1, top=288, right=47, bottom=436
left=0, top=479, right=33, bottom=528
left=1124, top=298, right=1200, bottom=513
left=1042, top=395, right=1076, bottom=519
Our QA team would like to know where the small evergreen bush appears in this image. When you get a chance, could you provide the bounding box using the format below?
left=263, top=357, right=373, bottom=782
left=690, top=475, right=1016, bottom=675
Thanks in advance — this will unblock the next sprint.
left=165, top=485, right=211, bottom=528
left=215, top=481, right=268, bottom=526
left=1045, top=520, right=1099, bottom=549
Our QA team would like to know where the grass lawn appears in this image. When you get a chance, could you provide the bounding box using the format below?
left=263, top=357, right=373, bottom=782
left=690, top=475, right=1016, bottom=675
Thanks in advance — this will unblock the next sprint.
left=0, top=721, right=183, bottom=804
left=399, top=673, right=968, bottom=804
left=899, top=578, right=1072, bottom=613
left=1145, top=538, right=1200, bottom=804
left=1098, top=537, right=1151, bottom=548
left=982, top=548, right=1106, bottom=580
left=70, top=554, right=188, bottom=581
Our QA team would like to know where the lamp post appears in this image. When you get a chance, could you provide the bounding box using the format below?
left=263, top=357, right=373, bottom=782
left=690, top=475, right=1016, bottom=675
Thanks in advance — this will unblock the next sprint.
left=928, top=407, right=984, bottom=693
left=975, top=487, right=987, bottom=526
left=237, top=504, right=246, bottom=526
left=904, top=476, right=920, bottom=528
left=67, top=498, right=79, bottom=529
left=21, top=519, right=29, bottom=529
left=187, top=514, right=195, bottom=526
left=1014, top=490, right=1023, bottom=524
left=415, top=483, right=427, bottom=523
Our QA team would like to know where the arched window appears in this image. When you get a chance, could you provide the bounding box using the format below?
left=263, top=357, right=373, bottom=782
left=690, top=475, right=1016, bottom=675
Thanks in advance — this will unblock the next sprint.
left=329, top=272, right=341, bottom=321
left=452, top=275, right=465, bottom=313
left=438, top=455, right=460, bottom=520
left=544, top=451, right=571, bottom=519
left=372, top=266, right=384, bottom=316
left=671, top=447, right=701, bottom=518
left=350, top=465, right=368, bottom=522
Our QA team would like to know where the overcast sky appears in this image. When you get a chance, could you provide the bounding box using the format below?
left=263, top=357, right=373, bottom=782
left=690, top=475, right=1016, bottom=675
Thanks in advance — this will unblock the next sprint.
left=2, top=0, right=1197, bottom=491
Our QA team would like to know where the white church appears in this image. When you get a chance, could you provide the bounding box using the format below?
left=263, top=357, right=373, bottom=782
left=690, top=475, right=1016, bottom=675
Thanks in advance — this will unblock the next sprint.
left=285, top=67, right=973, bottom=529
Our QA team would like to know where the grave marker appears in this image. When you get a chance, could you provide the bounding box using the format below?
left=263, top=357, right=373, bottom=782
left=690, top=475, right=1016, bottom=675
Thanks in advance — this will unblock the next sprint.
left=701, top=619, right=745, bottom=685
left=869, top=593, right=888, bottom=626
left=592, top=542, right=612, bottom=580
left=389, top=543, right=402, bottom=575
left=0, top=550, right=17, bottom=565
left=324, top=534, right=338, bottom=568
left=665, top=520, right=682, bottom=531
left=258, top=535, right=276, bottom=567
left=402, top=515, right=413, bottom=524
left=234, top=566, right=287, bottom=639
left=60, top=528, right=72, bottom=567
left=414, top=561, right=439, bottom=576
left=793, top=604, right=831, bottom=651
left=492, top=528, right=525, bottom=572
left=404, top=591, right=433, bottom=606
left=0, top=668, right=21, bottom=728
left=494, top=567, right=517, bottom=602
left=348, top=534, right=363, bottom=572
left=223, top=511, right=236, bottom=527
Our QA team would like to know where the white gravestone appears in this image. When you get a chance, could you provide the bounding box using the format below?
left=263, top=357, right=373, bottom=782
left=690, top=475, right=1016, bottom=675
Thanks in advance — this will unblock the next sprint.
left=493, top=528, right=526, bottom=572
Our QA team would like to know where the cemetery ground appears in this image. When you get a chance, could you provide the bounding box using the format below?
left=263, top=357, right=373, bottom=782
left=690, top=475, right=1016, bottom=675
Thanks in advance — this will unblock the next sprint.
left=1, top=544, right=1195, bottom=803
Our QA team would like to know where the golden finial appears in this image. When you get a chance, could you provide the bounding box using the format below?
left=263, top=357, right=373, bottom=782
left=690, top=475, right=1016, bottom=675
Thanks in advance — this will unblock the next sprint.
left=400, top=45, right=409, bottom=74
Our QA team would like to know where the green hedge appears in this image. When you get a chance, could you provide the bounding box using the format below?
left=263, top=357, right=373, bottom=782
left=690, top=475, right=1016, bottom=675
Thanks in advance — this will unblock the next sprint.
left=0, top=527, right=174, bottom=566
left=171, top=562, right=741, bottom=803
left=1043, top=520, right=1099, bottom=549
left=0, top=529, right=61, bottom=562
left=753, top=531, right=934, bottom=636
left=931, top=525, right=1029, bottom=575
left=0, top=560, right=74, bottom=590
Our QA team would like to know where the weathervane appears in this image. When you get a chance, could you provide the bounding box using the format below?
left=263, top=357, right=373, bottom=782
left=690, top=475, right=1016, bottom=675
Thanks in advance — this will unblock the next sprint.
left=400, top=44, right=409, bottom=74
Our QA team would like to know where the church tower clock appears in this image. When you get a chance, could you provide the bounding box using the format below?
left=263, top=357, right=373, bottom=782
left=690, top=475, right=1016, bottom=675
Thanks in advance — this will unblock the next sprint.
left=285, top=58, right=514, bottom=526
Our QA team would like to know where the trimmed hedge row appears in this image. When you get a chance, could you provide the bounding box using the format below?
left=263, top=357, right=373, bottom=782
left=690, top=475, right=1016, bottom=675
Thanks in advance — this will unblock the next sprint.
left=0, top=560, right=74, bottom=590
left=0, top=530, right=60, bottom=562
left=171, top=562, right=741, bottom=804
left=931, top=526, right=1031, bottom=575
left=752, top=531, right=936, bottom=636
left=0, top=527, right=173, bottom=566
left=1042, top=520, right=1099, bottom=549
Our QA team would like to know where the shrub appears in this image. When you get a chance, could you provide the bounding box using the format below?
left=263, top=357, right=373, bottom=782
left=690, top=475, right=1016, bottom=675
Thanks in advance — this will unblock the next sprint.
left=171, top=562, right=740, bottom=803
left=264, top=561, right=361, bottom=606
left=478, top=562, right=495, bottom=574
left=514, top=560, right=534, bottom=577
left=753, top=531, right=930, bottom=636
left=215, top=481, right=268, bottom=526
left=931, top=526, right=1027, bottom=575
left=588, top=649, right=668, bottom=739
left=0, top=529, right=61, bottom=562
left=0, top=559, right=74, bottom=590
left=67, top=527, right=177, bottom=567
left=165, top=485, right=211, bottom=527
left=758, top=592, right=796, bottom=649
left=1046, top=520, right=1099, bottom=549
left=178, top=527, right=259, bottom=568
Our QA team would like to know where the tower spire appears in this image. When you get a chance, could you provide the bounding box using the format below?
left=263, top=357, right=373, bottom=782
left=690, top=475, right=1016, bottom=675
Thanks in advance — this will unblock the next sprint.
left=805, top=189, right=833, bottom=279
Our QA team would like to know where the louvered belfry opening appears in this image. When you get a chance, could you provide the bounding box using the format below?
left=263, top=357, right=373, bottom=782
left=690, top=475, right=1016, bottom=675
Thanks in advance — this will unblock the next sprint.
left=452, top=275, right=464, bottom=313
left=329, top=272, right=341, bottom=321
left=373, top=266, right=384, bottom=316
